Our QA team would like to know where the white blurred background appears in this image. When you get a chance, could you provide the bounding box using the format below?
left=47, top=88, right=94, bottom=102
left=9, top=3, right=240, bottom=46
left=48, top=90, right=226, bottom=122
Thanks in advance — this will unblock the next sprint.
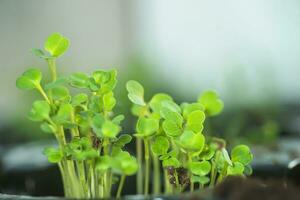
left=1, top=0, right=300, bottom=123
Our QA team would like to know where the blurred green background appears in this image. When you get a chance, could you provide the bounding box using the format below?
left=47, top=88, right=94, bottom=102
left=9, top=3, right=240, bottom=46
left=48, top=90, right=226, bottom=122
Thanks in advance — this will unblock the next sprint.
left=1, top=0, right=300, bottom=195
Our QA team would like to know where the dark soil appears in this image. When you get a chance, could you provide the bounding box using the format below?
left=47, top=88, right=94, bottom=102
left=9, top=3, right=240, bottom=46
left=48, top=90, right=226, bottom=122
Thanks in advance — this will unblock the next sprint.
left=213, top=176, right=299, bottom=200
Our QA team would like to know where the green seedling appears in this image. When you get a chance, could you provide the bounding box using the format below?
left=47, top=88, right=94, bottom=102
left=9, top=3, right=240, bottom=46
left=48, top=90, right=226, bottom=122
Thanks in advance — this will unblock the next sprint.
left=126, top=81, right=253, bottom=194
left=17, top=33, right=137, bottom=199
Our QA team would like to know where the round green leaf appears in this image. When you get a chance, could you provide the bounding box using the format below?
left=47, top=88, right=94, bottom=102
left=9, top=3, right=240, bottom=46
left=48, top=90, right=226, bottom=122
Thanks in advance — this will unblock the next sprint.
left=28, top=100, right=50, bottom=122
left=149, top=93, right=173, bottom=113
left=198, top=90, right=224, bottom=116
left=186, top=110, right=205, bottom=133
left=16, top=68, right=42, bottom=90
left=244, top=165, right=253, bottom=176
left=136, top=117, right=159, bottom=137
left=160, top=107, right=183, bottom=125
left=179, top=131, right=205, bottom=152
left=114, top=134, right=132, bottom=147
left=191, top=175, right=210, bottom=185
left=50, top=86, right=70, bottom=101
left=189, top=161, right=211, bottom=176
left=102, top=120, right=120, bottom=138
left=69, top=72, right=89, bottom=88
left=162, top=157, right=180, bottom=168
left=43, top=147, right=63, bottom=163
left=92, top=114, right=105, bottom=136
left=40, top=122, right=56, bottom=133
left=44, top=32, right=70, bottom=57
left=121, top=156, right=138, bottom=176
left=112, top=114, right=125, bottom=125
left=231, top=145, right=253, bottom=166
left=54, top=103, right=73, bottom=124
left=126, top=80, right=145, bottom=106
left=161, top=101, right=181, bottom=113
left=182, top=103, right=204, bottom=118
left=72, top=93, right=88, bottom=107
left=227, top=162, right=244, bottom=175
left=151, top=136, right=170, bottom=155
left=96, top=155, right=112, bottom=172
left=103, top=91, right=116, bottom=111
left=162, top=120, right=182, bottom=137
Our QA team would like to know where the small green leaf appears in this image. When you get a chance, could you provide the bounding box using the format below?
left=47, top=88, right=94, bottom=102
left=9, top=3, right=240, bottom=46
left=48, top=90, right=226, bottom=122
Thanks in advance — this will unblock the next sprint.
left=54, top=103, right=73, bottom=124
left=160, top=107, right=183, bottom=125
left=44, top=32, right=70, bottom=57
left=126, top=80, right=146, bottom=106
left=44, top=77, right=68, bottom=90
left=162, top=120, right=182, bottom=137
left=162, top=157, right=180, bottom=168
left=103, top=92, right=116, bottom=111
left=31, top=48, right=50, bottom=59
left=179, top=131, right=205, bottom=152
left=186, top=110, right=205, bottom=133
left=102, top=120, right=120, bottom=138
left=198, top=90, right=224, bottom=116
left=92, top=114, right=105, bottom=136
left=182, top=103, right=204, bottom=118
left=191, top=175, right=210, bottom=185
left=227, top=162, right=244, bottom=175
left=40, top=122, right=56, bottom=133
left=120, top=156, right=138, bottom=176
left=114, top=134, right=132, bottom=147
left=96, top=155, right=112, bottom=172
left=28, top=100, right=50, bottom=122
left=189, top=161, right=211, bottom=176
left=72, top=93, right=88, bottom=107
left=136, top=117, right=159, bottom=137
left=199, top=146, right=215, bottom=160
left=50, top=86, right=70, bottom=101
left=16, top=68, right=42, bottom=90
left=161, top=101, right=181, bottom=113
left=69, top=73, right=89, bottom=88
left=149, top=93, right=173, bottom=113
left=112, top=115, right=125, bottom=125
left=151, top=136, right=170, bottom=155
left=231, top=145, right=253, bottom=166
left=244, top=165, right=253, bottom=176
left=93, top=70, right=117, bottom=93
left=131, top=104, right=148, bottom=117
left=43, top=147, right=63, bottom=163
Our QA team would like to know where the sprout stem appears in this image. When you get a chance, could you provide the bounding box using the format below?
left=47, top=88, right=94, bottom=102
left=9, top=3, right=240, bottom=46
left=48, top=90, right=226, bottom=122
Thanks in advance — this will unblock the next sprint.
left=116, top=175, right=126, bottom=198
left=152, top=154, right=161, bottom=194
left=47, top=58, right=57, bottom=81
left=36, top=84, right=51, bottom=104
left=136, top=138, right=143, bottom=194
left=188, top=154, right=194, bottom=192
left=144, top=138, right=150, bottom=195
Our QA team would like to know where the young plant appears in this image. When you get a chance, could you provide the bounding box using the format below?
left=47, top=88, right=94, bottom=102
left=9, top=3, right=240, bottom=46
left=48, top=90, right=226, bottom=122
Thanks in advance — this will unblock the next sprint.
left=126, top=81, right=253, bottom=195
left=16, top=33, right=138, bottom=199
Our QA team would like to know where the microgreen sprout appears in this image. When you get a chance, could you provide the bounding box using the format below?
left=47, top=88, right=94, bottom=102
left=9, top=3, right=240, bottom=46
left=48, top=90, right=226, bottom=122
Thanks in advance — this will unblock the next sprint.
left=126, top=81, right=253, bottom=195
left=17, top=33, right=137, bottom=199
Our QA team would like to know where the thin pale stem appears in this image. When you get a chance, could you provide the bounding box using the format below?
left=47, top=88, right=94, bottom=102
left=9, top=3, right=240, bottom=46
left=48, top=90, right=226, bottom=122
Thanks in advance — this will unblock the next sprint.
left=36, top=84, right=51, bottom=104
left=188, top=153, right=194, bottom=192
left=144, top=138, right=150, bottom=195
left=116, top=175, right=126, bottom=198
left=164, top=169, right=171, bottom=194
left=47, top=58, right=57, bottom=81
left=136, top=138, right=143, bottom=194
left=152, top=154, right=161, bottom=195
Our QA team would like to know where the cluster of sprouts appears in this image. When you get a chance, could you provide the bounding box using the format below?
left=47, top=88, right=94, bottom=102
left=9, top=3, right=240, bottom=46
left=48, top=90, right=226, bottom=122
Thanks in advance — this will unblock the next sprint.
left=16, top=33, right=253, bottom=199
